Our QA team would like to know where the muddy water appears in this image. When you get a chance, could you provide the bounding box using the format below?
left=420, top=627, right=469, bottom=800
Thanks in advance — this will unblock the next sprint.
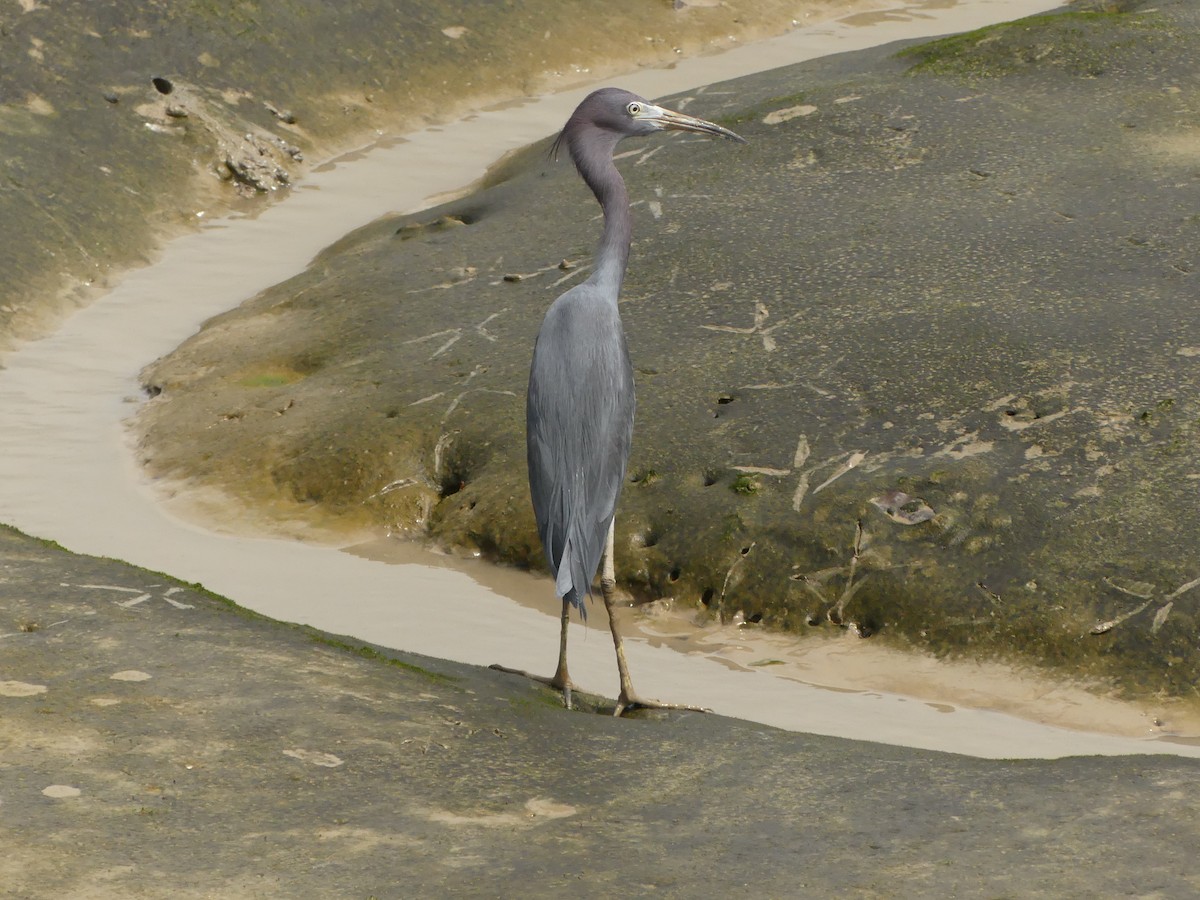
left=5, top=0, right=1192, bottom=760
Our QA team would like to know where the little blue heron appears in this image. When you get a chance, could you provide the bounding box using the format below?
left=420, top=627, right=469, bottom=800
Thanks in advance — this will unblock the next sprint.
left=493, top=88, right=745, bottom=715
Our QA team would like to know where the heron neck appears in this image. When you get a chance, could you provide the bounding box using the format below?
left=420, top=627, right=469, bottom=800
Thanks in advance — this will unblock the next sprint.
left=570, top=126, right=631, bottom=296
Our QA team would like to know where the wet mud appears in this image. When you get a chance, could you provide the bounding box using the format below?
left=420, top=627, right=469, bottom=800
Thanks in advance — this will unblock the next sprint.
left=137, top=1, right=1200, bottom=699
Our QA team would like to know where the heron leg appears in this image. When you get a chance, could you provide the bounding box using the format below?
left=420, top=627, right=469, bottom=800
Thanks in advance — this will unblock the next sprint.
left=552, top=597, right=573, bottom=709
left=489, top=597, right=576, bottom=709
left=602, top=521, right=708, bottom=717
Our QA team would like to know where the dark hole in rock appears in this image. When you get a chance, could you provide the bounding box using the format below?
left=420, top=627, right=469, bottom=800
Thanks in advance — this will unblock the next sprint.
left=740, top=545, right=751, bottom=556
left=151, top=76, right=174, bottom=95
left=440, top=476, right=465, bottom=498
left=703, top=471, right=718, bottom=487
left=668, top=567, right=681, bottom=583
left=746, top=612, right=763, bottom=624
left=700, top=588, right=715, bottom=607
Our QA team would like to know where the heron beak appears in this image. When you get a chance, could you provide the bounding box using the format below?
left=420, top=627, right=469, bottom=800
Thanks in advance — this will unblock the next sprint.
left=649, top=105, right=747, bottom=143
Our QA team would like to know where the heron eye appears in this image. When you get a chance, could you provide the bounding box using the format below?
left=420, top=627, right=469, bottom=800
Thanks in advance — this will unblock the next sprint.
left=627, top=102, right=641, bottom=116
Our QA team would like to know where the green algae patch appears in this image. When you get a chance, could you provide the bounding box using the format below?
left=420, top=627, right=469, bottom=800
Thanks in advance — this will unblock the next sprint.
left=898, top=6, right=1167, bottom=79
left=311, top=635, right=461, bottom=686
left=731, top=473, right=762, bottom=495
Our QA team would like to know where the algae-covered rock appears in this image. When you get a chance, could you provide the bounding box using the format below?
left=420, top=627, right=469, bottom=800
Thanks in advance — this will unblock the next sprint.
left=137, top=1, right=1200, bottom=696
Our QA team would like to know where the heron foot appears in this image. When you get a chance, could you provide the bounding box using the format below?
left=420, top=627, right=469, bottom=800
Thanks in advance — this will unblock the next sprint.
left=613, top=690, right=710, bottom=718
left=489, top=664, right=576, bottom=710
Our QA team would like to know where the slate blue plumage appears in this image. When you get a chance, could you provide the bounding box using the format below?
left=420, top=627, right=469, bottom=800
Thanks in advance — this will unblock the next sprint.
left=498, top=87, right=744, bottom=714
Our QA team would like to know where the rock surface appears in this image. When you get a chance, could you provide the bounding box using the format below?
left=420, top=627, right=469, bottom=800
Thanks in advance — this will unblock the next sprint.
left=3, top=523, right=1199, bottom=897
left=138, top=2, right=1200, bottom=697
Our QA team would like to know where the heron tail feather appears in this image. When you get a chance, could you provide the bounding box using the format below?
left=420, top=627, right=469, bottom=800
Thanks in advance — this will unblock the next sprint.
left=555, top=535, right=590, bottom=621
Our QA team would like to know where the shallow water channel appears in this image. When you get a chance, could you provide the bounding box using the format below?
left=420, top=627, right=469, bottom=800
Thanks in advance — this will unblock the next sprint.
left=5, top=0, right=1195, bottom=760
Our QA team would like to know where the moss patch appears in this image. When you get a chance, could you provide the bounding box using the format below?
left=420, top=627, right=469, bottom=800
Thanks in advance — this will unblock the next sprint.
left=898, top=8, right=1163, bottom=78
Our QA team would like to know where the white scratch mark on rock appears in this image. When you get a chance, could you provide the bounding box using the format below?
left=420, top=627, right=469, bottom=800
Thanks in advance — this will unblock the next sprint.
left=791, top=470, right=812, bottom=512
left=732, top=466, right=790, bottom=477
left=549, top=264, right=589, bottom=289
left=812, top=451, right=867, bottom=495
left=634, top=146, right=663, bottom=166
left=702, top=299, right=802, bottom=353
left=409, top=392, right=445, bottom=407
left=284, top=749, right=345, bottom=768
left=371, top=478, right=420, bottom=499
left=0, top=681, right=47, bottom=697
left=1166, top=574, right=1200, bottom=600
left=433, top=433, right=454, bottom=475
left=763, top=104, right=817, bottom=124
left=792, top=434, right=811, bottom=469
left=404, top=311, right=506, bottom=360
left=110, top=670, right=152, bottom=682
left=428, top=797, right=576, bottom=827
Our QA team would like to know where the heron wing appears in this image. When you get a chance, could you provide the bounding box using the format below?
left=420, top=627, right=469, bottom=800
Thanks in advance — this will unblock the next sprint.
left=527, top=287, right=634, bottom=616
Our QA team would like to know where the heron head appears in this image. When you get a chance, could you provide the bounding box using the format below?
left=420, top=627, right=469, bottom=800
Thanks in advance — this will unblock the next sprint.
left=555, top=87, right=746, bottom=158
